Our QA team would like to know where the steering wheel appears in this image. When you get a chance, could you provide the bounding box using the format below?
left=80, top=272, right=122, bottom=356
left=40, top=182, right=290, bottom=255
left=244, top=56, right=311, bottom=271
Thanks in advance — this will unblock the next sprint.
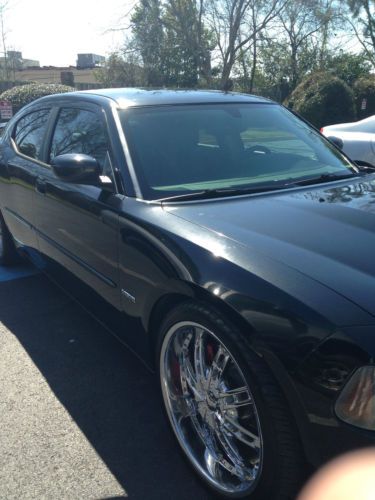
left=246, top=145, right=272, bottom=155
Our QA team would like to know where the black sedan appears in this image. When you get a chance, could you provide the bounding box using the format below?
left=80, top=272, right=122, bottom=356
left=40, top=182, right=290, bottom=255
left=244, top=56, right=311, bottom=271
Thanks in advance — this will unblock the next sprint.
left=1, top=89, right=375, bottom=499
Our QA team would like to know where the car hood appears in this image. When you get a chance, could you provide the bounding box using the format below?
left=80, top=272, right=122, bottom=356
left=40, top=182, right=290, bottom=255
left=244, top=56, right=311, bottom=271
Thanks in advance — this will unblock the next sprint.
left=163, top=175, right=375, bottom=317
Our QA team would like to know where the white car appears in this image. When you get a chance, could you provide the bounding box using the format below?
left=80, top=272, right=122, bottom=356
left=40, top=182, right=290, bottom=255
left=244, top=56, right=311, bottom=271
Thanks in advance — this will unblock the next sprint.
left=321, top=115, right=375, bottom=166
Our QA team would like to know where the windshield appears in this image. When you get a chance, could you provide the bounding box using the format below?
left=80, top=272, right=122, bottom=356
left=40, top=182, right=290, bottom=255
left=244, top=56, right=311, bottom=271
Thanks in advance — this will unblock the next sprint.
left=119, top=103, right=356, bottom=200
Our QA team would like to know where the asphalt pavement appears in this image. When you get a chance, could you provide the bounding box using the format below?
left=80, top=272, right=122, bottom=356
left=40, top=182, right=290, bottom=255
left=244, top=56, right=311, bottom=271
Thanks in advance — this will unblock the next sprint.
left=0, top=263, right=215, bottom=499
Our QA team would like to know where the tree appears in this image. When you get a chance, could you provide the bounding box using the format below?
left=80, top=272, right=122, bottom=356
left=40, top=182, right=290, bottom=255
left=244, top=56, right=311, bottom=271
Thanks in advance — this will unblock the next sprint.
left=94, top=52, right=144, bottom=87
left=255, top=40, right=294, bottom=99
left=131, top=0, right=166, bottom=85
left=353, top=76, right=375, bottom=119
left=116, top=0, right=371, bottom=94
left=345, top=0, right=375, bottom=68
left=131, top=0, right=212, bottom=87
left=255, top=0, right=342, bottom=98
left=206, top=0, right=286, bottom=90
left=315, top=0, right=340, bottom=68
left=276, top=0, right=339, bottom=90
left=0, top=1, right=10, bottom=81
left=162, top=0, right=213, bottom=86
left=325, top=51, right=371, bottom=86
left=285, top=72, right=356, bottom=127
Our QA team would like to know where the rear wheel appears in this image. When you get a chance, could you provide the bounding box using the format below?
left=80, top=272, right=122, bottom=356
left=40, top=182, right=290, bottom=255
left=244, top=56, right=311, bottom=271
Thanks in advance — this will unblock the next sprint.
left=158, top=301, right=304, bottom=499
left=0, top=213, right=20, bottom=265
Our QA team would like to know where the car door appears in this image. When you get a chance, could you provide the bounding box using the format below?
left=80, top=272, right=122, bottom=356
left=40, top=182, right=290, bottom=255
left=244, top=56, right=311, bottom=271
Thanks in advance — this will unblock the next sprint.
left=0, top=107, right=52, bottom=251
left=33, top=104, right=121, bottom=309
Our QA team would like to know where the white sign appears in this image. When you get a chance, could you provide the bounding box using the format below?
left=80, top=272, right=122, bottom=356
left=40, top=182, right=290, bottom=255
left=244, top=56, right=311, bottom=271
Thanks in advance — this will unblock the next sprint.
left=361, top=98, right=367, bottom=111
left=0, top=100, right=12, bottom=119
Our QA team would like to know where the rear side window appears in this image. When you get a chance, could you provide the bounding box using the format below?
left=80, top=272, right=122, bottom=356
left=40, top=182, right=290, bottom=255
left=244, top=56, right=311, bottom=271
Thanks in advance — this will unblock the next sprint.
left=14, top=109, right=50, bottom=160
left=49, top=108, right=109, bottom=168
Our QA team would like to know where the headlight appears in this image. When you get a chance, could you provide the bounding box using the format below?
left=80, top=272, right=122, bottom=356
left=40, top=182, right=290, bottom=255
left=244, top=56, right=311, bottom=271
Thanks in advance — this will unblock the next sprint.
left=335, top=366, right=375, bottom=431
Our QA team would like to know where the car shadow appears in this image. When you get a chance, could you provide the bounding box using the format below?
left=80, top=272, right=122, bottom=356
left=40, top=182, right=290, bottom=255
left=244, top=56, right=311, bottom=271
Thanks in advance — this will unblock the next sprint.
left=0, top=270, right=215, bottom=499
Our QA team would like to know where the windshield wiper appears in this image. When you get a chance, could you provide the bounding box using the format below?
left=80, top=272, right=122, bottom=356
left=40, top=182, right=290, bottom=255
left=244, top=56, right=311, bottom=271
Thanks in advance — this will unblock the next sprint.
left=158, top=188, right=242, bottom=202
left=291, top=172, right=359, bottom=186
left=157, top=184, right=296, bottom=202
left=157, top=172, right=362, bottom=203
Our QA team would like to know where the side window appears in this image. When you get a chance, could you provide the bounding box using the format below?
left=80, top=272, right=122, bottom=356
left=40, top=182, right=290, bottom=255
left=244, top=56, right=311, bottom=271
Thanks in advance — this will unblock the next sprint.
left=50, top=108, right=110, bottom=169
left=14, top=109, right=50, bottom=160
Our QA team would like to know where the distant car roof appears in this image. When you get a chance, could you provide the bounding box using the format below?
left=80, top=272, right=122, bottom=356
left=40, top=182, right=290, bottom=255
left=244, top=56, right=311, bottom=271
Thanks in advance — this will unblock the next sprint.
left=37, top=88, right=272, bottom=109
left=323, top=115, right=375, bottom=133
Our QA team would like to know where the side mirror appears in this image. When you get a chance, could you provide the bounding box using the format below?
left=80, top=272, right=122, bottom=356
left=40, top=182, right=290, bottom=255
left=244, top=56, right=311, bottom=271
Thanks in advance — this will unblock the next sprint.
left=51, top=153, right=101, bottom=184
left=354, top=160, right=375, bottom=171
left=327, top=135, right=344, bottom=150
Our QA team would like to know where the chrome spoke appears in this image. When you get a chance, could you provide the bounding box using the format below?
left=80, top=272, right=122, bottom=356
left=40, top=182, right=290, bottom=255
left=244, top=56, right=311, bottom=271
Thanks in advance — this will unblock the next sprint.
left=168, top=391, right=193, bottom=420
left=204, top=447, right=246, bottom=485
left=214, top=421, right=244, bottom=467
left=208, top=344, right=230, bottom=391
left=205, top=448, right=222, bottom=481
left=180, top=350, right=201, bottom=399
left=189, top=410, right=220, bottom=461
left=218, top=386, right=253, bottom=410
left=212, top=448, right=253, bottom=481
left=214, top=425, right=255, bottom=481
left=194, top=328, right=208, bottom=389
left=223, top=415, right=261, bottom=449
left=179, top=330, right=203, bottom=399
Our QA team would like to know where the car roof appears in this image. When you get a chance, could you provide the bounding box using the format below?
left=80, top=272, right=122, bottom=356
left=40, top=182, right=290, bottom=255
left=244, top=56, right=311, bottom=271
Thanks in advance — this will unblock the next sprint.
left=324, top=114, right=375, bottom=133
left=37, top=88, right=272, bottom=108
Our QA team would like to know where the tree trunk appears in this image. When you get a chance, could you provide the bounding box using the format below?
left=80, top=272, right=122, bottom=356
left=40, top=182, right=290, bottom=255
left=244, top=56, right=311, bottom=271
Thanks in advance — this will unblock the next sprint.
left=220, top=57, right=234, bottom=90
left=249, top=38, right=257, bottom=93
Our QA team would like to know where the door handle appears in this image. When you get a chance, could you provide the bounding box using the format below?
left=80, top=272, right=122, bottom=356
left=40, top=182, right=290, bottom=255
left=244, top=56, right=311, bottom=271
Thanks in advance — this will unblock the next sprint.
left=35, top=177, right=46, bottom=194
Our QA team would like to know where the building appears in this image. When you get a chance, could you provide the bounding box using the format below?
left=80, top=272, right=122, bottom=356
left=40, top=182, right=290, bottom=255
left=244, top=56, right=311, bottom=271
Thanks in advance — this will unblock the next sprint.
left=0, top=53, right=104, bottom=92
left=76, top=53, right=105, bottom=69
left=2, top=51, right=40, bottom=71
left=10, top=66, right=101, bottom=89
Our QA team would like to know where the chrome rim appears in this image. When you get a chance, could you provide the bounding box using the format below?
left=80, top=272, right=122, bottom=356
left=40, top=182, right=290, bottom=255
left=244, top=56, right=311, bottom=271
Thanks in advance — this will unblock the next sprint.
left=160, top=321, right=263, bottom=495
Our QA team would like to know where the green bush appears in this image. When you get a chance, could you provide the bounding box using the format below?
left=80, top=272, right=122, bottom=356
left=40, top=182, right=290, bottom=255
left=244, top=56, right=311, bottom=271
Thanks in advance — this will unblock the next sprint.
left=353, top=76, right=375, bottom=120
left=284, top=73, right=356, bottom=128
left=0, top=83, right=73, bottom=113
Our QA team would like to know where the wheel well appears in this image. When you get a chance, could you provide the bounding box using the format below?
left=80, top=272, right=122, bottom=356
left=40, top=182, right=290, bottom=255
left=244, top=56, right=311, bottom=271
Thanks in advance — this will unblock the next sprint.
left=147, top=285, right=256, bottom=365
left=148, top=283, right=291, bottom=359
left=147, top=287, right=317, bottom=468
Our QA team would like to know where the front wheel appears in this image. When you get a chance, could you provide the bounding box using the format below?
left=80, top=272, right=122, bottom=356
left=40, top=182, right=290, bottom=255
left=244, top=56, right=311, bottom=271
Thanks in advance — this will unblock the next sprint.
left=158, top=302, right=304, bottom=499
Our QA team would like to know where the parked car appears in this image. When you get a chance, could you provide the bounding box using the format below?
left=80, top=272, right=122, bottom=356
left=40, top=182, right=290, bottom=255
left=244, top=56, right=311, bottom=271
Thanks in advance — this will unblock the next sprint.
left=1, top=89, right=375, bottom=499
left=321, top=115, right=375, bottom=166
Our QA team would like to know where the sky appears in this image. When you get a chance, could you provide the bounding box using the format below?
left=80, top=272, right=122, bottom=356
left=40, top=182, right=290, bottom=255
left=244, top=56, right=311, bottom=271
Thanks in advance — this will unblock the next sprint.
left=4, top=0, right=134, bottom=66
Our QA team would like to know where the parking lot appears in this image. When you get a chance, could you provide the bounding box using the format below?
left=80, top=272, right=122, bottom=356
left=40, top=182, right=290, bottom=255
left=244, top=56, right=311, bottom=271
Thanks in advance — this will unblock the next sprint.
left=0, top=264, right=215, bottom=499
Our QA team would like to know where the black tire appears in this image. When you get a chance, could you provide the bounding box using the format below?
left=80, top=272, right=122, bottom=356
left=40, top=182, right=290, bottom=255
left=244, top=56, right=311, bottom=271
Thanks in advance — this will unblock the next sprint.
left=0, top=212, right=21, bottom=265
left=157, top=300, right=305, bottom=499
